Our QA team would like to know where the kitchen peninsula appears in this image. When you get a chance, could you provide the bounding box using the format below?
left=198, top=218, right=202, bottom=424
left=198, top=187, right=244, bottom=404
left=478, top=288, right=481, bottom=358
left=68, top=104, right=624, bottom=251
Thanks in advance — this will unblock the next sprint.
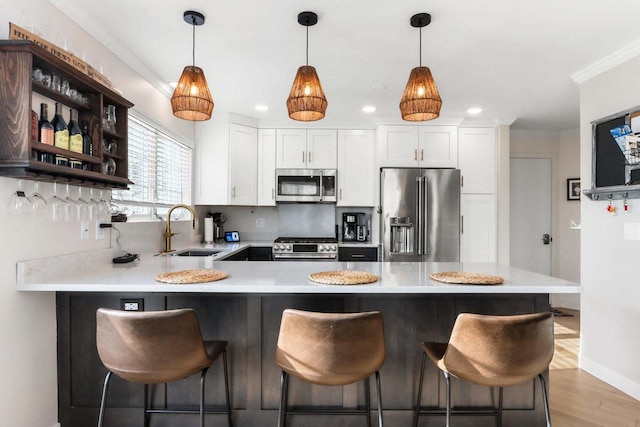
left=18, top=251, right=577, bottom=427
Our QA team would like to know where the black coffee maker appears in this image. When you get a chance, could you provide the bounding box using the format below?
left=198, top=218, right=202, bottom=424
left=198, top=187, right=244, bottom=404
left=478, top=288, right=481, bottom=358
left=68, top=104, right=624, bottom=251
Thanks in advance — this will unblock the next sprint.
left=343, top=212, right=367, bottom=242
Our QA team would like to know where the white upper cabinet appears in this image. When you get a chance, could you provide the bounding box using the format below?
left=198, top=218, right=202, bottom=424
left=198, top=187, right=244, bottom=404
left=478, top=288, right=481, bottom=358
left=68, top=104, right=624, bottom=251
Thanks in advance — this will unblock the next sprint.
left=458, top=127, right=496, bottom=194
left=377, top=125, right=457, bottom=167
left=194, top=116, right=230, bottom=205
left=337, top=130, right=375, bottom=206
left=276, top=129, right=337, bottom=169
left=229, top=124, right=258, bottom=205
left=257, top=129, right=276, bottom=206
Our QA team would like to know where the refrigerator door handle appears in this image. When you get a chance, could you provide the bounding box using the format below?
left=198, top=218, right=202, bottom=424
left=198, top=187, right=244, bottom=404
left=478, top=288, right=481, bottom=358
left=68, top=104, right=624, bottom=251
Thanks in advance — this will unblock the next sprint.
left=416, top=176, right=428, bottom=256
left=422, top=176, right=428, bottom=256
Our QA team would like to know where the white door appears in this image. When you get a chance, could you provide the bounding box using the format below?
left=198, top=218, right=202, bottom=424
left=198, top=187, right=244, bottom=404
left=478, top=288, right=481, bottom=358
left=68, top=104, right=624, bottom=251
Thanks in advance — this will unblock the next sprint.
left=510, top=158, right=552, bottom=275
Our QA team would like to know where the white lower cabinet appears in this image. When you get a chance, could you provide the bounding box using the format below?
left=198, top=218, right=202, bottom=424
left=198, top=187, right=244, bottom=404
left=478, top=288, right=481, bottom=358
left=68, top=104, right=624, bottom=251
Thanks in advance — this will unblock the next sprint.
left=460, top=194, right=497, bottom=263
left=257, top=129, right=276, bottom=206
left=337, top=130, right=375, bottom=206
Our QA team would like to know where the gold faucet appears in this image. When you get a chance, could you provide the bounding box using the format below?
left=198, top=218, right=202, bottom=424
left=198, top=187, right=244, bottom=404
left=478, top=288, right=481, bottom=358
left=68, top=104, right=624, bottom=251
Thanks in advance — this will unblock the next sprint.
left=163, top=204, right=196, bottom=253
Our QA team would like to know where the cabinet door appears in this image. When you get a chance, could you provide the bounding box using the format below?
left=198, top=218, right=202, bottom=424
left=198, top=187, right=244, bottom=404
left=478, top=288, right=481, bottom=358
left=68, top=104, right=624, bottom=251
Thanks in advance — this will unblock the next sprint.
left=229, top=124, right=258, bottom=205
left=459, top=127, right=496, bottom=194
left=276, top=129, right=307, bottom=168
left=460, top=194, right=497, bottom=262
left=377, top=126, right=419, bottom=167
left=257, top=129, right=276, bottom=206
left=418, top=126, right=458, bottom=167
left=307, top=129, right=337, bottom=169
left=194, top=117, right=229, bottom=205
left=337, top=130, right=375, bottom=206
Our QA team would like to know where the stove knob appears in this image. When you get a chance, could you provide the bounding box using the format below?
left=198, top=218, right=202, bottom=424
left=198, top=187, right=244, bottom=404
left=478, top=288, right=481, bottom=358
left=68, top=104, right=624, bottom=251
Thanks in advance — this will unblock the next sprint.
left=330, top=245, right=337, bottom=251
left=273, top=246, right=279, bottom=251
left=319, top=245, right=325, bottom=251
left=285, top=245, right=291, bottom=251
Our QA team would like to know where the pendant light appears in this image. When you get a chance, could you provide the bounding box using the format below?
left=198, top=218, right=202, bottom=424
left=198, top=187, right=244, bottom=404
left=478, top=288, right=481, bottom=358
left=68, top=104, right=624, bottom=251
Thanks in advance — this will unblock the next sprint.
left=399, top=13, right=442, bottom=122
left=286, top=11, right=328, bottom=122
left=171, top=11, right=214, bottom=121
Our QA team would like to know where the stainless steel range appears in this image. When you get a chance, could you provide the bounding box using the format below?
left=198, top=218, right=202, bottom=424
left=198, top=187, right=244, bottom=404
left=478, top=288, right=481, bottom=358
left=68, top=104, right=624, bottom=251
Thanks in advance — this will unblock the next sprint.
left=272, top=237, right=338, bottom=261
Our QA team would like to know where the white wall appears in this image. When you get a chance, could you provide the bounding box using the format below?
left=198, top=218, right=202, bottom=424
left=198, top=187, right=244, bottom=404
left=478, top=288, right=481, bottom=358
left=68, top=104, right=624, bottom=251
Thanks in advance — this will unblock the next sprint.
left=0, top=1, right=195, bottom=425
left=579, top=55, right=640, bottom=399
left=510, top=130, right=581, bottom=309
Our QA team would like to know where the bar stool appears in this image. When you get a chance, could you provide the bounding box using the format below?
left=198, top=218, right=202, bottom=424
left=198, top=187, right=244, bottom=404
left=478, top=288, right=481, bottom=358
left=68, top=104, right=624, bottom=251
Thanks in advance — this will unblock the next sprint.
left=96, top=308, right=232, bottom=427
left=275, top=309, right=386, bottom=427
left=414, top=312, right=554, bottom=427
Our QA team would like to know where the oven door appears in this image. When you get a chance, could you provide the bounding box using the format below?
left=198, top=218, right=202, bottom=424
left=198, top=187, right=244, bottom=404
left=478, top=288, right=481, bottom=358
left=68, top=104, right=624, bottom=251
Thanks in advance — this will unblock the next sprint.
left=272, top=253, right=337, bottom=261
left=276, top=169, right=323, bottom=202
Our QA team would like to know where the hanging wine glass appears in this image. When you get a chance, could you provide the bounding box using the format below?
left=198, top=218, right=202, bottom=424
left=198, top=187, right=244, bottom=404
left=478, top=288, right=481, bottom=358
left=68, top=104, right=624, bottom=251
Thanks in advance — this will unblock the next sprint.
left=63, top=183, right=79, bottom=221
left=88, top=188, right=100, bottom=221
left=47, top=182, right=67, bottom=222
left=9, top=179, right=32, bottom=215
left=98, top=189, right=111, bottom=221
left=30, top=180, right=48, bottom=216
left=77, top=187, right=91, bottom=221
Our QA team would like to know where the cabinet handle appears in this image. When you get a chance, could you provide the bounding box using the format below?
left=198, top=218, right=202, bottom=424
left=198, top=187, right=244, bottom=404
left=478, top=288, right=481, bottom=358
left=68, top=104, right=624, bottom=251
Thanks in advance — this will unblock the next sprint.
left=308, top=151, right=311, bottom=163
left=302, top=151, right=305, bottom=163
left=414, top=149, right=418, bottom=161
left=340, top=188, right=343, bottom=200
left=351, top=254, right=365, bottom=258
left=421, top=149, right=424, bottom=161
left=272, top=188, right=274, bottom=200
left=461, top=215, right=464, bottom=234
left=461, top=176, right=464, bottom=187
left=232, top=186, right=236, bottom=198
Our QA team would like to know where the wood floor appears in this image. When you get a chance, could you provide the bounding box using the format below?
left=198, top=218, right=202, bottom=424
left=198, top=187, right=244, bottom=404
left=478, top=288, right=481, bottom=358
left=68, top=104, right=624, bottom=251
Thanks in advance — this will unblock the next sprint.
left=550, top=309, right=640, bottom=426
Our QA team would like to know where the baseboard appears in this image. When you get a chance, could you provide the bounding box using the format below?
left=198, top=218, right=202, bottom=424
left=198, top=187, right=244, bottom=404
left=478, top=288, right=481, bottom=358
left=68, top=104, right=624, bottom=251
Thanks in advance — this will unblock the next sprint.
left=580, top=355, right=640, bottom=400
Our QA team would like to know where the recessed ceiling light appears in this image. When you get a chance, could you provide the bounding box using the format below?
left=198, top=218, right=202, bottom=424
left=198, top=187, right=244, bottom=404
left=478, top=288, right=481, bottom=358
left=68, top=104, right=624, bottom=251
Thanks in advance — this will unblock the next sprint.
left=362, top=106, right=376, bottom=113
left=168, top=81, right=178, bottom=88
left=255, top=105, right=269, bottom=112
left=467, top=107, right=482, bottom=114
left=371, top=85, right=387, bottom=91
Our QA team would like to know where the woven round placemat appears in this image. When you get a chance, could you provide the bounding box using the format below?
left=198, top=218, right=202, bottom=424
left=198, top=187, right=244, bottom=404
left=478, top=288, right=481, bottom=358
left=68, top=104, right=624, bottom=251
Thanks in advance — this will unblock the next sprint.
left=430, top=271, right=504, bottom=285
left=155, top=269, right=228, bottom=284
left=308, top=270, right=379, bottom=285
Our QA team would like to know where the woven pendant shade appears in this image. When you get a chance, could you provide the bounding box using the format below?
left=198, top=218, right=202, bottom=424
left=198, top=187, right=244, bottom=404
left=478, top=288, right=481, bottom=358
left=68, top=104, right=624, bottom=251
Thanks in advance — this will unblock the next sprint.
left=400, top=66, right=441, bottom=121
left=287, top=65, right=328, bottom=121
left=171, top=66, right=214, bottom=121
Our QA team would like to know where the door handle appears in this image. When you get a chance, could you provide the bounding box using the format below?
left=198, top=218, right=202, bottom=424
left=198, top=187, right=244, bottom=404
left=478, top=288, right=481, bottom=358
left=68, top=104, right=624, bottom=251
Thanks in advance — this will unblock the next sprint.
left=542, top=234, right=552, bottom=245
left=302, top=151, right=305, bottom=163
left=308, top=151, right=312, bottom=163
left=414, top=149, right=418, bottom=161
left=421, top=149, right=424, bottom=161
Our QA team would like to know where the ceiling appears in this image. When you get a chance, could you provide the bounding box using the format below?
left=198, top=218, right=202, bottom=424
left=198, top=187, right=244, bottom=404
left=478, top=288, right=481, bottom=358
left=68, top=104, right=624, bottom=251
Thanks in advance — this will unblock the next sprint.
left=51, top=0, right=640, bottom=132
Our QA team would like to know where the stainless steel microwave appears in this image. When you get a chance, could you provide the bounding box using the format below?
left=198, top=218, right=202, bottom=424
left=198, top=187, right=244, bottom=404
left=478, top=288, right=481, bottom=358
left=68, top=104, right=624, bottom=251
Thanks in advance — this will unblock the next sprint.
left=275, top=169, right=337, bottom=203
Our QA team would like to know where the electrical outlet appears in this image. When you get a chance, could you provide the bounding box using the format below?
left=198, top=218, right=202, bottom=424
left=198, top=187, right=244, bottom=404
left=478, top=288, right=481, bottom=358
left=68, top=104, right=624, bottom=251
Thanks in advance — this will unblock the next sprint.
left=96, top=222, right=105, bottom=240
left=120, top=298, right=144, bottom=311
left=256, top=218, right=265, bottom=228
left=80, top=221, right=89, bottom=240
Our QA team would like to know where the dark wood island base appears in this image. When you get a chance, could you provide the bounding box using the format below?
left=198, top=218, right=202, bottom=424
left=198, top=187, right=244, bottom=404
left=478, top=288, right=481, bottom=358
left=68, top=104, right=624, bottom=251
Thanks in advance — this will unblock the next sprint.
left=56, top=292, right=551, bottom=427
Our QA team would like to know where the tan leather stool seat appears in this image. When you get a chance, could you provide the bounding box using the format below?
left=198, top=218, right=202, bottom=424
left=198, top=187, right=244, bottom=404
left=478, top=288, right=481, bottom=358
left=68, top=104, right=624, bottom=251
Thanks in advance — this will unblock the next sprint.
left=414, top=312, right=554, bottom=427
left=96, top=308, right=232, bottom=427
left=275, top=309, right=386, bottom=426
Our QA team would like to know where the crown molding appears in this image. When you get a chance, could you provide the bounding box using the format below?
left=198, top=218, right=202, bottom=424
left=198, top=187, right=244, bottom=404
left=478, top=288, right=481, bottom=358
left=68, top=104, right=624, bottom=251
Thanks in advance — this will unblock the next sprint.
left=49, top=0, right=174, bottom=99
left=571, top=39, right=640, bottom=84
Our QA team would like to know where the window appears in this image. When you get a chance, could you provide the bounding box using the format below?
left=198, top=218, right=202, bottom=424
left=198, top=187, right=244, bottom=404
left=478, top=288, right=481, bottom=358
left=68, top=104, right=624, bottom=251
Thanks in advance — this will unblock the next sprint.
left=112, top=115, right=192, bottom=218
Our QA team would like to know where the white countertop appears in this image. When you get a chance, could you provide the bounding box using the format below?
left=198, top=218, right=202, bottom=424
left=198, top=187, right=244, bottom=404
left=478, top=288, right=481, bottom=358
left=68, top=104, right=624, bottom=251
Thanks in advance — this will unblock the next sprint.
left=17, top=246, right=579, bottom=294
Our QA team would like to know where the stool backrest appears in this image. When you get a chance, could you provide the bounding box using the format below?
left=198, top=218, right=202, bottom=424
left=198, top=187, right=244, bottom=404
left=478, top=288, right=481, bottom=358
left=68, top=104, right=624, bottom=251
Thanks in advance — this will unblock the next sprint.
left=276, top=309, right=385, bottom=386
left=442, top=312, right=554, bottom=387
left=96, top=308, right=212, bottom=384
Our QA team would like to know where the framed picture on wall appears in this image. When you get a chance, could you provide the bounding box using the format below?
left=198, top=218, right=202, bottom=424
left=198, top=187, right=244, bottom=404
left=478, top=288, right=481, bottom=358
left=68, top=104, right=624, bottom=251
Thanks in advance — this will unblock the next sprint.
left=567, top=178, right=581, bottom=201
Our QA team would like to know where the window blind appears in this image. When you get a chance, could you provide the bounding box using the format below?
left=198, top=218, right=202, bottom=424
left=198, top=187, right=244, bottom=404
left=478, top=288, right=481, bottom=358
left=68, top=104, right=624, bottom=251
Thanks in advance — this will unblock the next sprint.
left=112, top=115, right=192, bottom=213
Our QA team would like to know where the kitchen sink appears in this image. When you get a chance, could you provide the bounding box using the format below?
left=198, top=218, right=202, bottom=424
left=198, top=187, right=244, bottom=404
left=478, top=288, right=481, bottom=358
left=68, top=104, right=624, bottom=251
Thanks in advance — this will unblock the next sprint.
left=170, top=249, right=225, bottom=257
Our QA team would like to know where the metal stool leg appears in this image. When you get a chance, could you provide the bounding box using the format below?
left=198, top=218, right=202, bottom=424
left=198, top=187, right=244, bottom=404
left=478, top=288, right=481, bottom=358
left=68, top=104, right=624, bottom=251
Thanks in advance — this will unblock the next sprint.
left=144, top=383, right=150, bottom=427
left=97, top=371, right=112, bottom=427
left=443, top=371, right=451, bottom=427
left=375, top=371, right=384, bottom=427
left=413, top=352, right=427, bottom=427
left=222, top=349, right=233, bottom=427
left=365, top=376, right=372, bottom=427
left=538, top=373, right=552, bottom=427
left=277, top=371, right=289, bottom=427
left=498, top=386, right=504, bottom=427
left=200, top=367, right=209, bottom=427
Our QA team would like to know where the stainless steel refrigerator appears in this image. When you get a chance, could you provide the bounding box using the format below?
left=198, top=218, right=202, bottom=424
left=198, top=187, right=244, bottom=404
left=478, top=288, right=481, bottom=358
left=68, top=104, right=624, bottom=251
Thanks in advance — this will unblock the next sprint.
left=380, top=168, right=460, bottom=262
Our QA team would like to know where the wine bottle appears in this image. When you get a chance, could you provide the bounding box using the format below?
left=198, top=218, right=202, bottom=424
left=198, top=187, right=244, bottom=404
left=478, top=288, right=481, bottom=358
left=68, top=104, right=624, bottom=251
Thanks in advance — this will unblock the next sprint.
left=31, top=110, right=38, bottom=142
left=81, top=120, right=93, bottom=171
left=38, top=103, right=54, bottom=163
left=51, top=103, right=69, bottom=167
left=68, top=108, right=83, bottom=169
